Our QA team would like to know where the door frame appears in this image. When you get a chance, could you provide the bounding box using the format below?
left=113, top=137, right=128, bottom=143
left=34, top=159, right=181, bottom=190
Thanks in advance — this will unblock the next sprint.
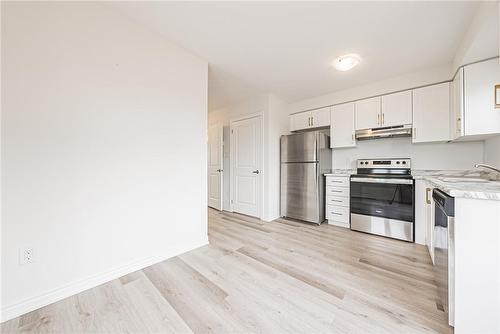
left=207, top=122, right=223, bottom=211
left=229, top=112, right=264, bottom=219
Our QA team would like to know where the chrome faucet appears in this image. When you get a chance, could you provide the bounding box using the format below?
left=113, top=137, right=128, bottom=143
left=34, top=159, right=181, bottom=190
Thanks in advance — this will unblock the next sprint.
left=474, top=164, right=500, bottom=174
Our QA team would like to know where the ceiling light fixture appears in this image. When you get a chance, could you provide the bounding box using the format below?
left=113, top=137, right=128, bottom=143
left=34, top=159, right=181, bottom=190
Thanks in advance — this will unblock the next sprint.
left=333, top=54, right=361, bottom=71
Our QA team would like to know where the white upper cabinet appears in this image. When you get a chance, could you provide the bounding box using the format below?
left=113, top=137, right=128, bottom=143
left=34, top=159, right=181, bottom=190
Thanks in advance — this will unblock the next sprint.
left=330, top=102, right=356, bottom=148
left=463, top=58, right=500, bottom=137
left=451, top=67, right=464, bottom=140
left=381, top=90, right=412, bottom=127
left=290, top=107, right=330, bottom=131
left=290, top=111, right=312, bottom=132
left=355, top=97, right=381, bottom=130
left=311, top=107, right=330, bottom=128
left=412, top=82, right=451, bottom=143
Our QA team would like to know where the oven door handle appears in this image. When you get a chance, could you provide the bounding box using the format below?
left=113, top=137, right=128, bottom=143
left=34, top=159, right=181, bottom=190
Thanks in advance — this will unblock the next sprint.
left=350, top=177, right=413, bottom=185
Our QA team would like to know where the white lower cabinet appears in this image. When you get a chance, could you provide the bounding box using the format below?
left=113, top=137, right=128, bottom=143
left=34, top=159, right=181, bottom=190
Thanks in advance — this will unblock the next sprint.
left=415, top=180, right=434, bottom=262
left=326, top=175, right=350, bottom=228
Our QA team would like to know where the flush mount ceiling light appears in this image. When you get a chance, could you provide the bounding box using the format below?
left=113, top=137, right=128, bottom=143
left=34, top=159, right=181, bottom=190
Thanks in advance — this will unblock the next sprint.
left=333, top=54, right=361, bottom=71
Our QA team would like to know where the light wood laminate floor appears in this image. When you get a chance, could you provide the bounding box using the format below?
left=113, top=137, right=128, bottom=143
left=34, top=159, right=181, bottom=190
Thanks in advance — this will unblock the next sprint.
left=2, top=209, right=452, bottom=333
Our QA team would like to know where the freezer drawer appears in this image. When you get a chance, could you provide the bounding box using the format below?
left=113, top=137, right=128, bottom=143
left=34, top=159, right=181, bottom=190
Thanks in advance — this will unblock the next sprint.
left=280, top=162, right=321, bottom=223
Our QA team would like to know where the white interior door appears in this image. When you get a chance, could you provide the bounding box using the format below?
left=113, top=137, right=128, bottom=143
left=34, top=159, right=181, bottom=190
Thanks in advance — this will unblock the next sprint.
left=231, top=116, right=262, bottom=218
left=208, top=123, right=223, bottom=210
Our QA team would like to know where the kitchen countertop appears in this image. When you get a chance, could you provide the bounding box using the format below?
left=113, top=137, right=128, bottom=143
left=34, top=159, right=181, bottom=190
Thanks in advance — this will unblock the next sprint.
left=412, top=170, right=500, bottom=201
left=324, top=169, right=356, bottom=177
left=324, top=169, right=500, bottom=201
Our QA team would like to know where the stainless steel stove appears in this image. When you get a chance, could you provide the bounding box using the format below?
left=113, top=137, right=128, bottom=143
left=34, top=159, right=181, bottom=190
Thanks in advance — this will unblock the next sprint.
left=350, top=158, right=414, bottom=242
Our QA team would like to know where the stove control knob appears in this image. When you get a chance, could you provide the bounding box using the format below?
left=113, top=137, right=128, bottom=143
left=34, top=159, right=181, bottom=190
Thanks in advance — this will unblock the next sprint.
left=402, top=161, right=407, bottom=165
left=396, top=161, right=400, bottom=164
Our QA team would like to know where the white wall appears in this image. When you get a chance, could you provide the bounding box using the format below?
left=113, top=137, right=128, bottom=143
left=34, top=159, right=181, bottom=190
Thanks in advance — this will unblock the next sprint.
left=289, top=64, right=452, bottom=114
left=332, top=137, right=484, bottom=170
left=208, top=94, right=289, bottom=221
left=484, top=136, right=500, bottom=168
left=452, top=1, right=499, bottom=71
left=264, top=95, right=289, bottom=221
left=1, top=2, right=208, bottom=321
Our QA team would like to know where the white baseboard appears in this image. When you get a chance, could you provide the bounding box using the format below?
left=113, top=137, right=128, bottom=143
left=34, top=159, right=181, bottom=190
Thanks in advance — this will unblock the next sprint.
left=262, top=214, right=280, bottom=222
left=0, top=238, right=209, bottom=323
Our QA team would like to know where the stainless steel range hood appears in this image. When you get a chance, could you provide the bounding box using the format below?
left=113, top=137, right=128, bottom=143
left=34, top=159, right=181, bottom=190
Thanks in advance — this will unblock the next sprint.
left=355, top=124, right=412, bottom=140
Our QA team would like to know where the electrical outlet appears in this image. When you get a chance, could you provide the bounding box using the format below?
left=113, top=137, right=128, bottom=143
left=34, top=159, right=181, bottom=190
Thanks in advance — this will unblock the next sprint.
left=19, top=247, right=34, bottom=265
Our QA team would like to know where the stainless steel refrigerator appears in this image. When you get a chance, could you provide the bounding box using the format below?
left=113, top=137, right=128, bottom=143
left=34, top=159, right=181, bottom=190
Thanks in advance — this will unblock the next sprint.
left=280, top=131, right=331, bottom=224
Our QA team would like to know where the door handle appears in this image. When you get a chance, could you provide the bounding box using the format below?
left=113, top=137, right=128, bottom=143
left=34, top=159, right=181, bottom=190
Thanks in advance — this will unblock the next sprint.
left=252, top=170, right=260, bottom=174
left=217, top=169, right=223, bottom=172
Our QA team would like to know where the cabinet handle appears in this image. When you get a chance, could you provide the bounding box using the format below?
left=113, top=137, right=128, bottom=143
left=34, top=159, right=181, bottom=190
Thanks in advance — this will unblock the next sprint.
left=352, top=133, right=355, bottom=143
left=311, top=117, right=314, bottom=126
left=457, top=117, right=461, bottom=133
left=309, top=117, right=312, bottom=127
left=381, top=113, right=384, bottom=125
left=413, top=127, right=417, bottom=139
left=377, top=114, right=380, bottom=125
left=426, top=187, right=431, bottom=204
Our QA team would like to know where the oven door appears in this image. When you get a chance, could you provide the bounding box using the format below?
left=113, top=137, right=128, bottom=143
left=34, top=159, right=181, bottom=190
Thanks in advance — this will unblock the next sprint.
left=350, top=177, right=414, bottom=241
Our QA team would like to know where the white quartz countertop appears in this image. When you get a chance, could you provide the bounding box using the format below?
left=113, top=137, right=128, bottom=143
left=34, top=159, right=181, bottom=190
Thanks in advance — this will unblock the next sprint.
left=324, top=169, right=500, bottom=201
left=412, top=170, right=500, bottom=201
left=324, top=169, right=356, bottom=176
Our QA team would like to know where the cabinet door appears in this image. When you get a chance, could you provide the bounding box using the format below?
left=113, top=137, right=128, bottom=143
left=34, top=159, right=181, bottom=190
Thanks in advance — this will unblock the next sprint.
left=330, top=103, right=356, bottom=148
left=310, top=107, right=330, bottom=128
left=464, top=58, right=500, bottom=136
left=290, top=111, right=312, bottom=131
left=412, top=82, right=450, bottom=143
left=381, top=90, right=412, bottom=127
left=414, top=180, right=432, bottom=246
left=355, top=97, right=381, bottom=130
left=450, top=68, right=464, bottom=139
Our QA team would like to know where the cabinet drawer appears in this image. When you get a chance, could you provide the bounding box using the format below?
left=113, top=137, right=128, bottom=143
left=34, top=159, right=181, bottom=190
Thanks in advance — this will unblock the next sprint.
left=326, top=176, right=349, bottom=187
left=326, top=195, right=349, bottom=207
left=326, top=205, right=349, bottom=223
left=326, top=186, right=349, bottom=197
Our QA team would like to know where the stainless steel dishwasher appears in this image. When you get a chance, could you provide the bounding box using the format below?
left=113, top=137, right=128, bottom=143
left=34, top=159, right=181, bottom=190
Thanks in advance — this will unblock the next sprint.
left=432, top=189, right=455, bottom=327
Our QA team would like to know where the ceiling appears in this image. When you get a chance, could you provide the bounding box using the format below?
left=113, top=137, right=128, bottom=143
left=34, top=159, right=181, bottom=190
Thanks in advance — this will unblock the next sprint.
left=112, top=1, right=480, bottom=110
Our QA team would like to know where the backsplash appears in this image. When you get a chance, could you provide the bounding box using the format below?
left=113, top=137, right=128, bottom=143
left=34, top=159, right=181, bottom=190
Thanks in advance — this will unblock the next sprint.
left=332, top=137, right=485, bottom=170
